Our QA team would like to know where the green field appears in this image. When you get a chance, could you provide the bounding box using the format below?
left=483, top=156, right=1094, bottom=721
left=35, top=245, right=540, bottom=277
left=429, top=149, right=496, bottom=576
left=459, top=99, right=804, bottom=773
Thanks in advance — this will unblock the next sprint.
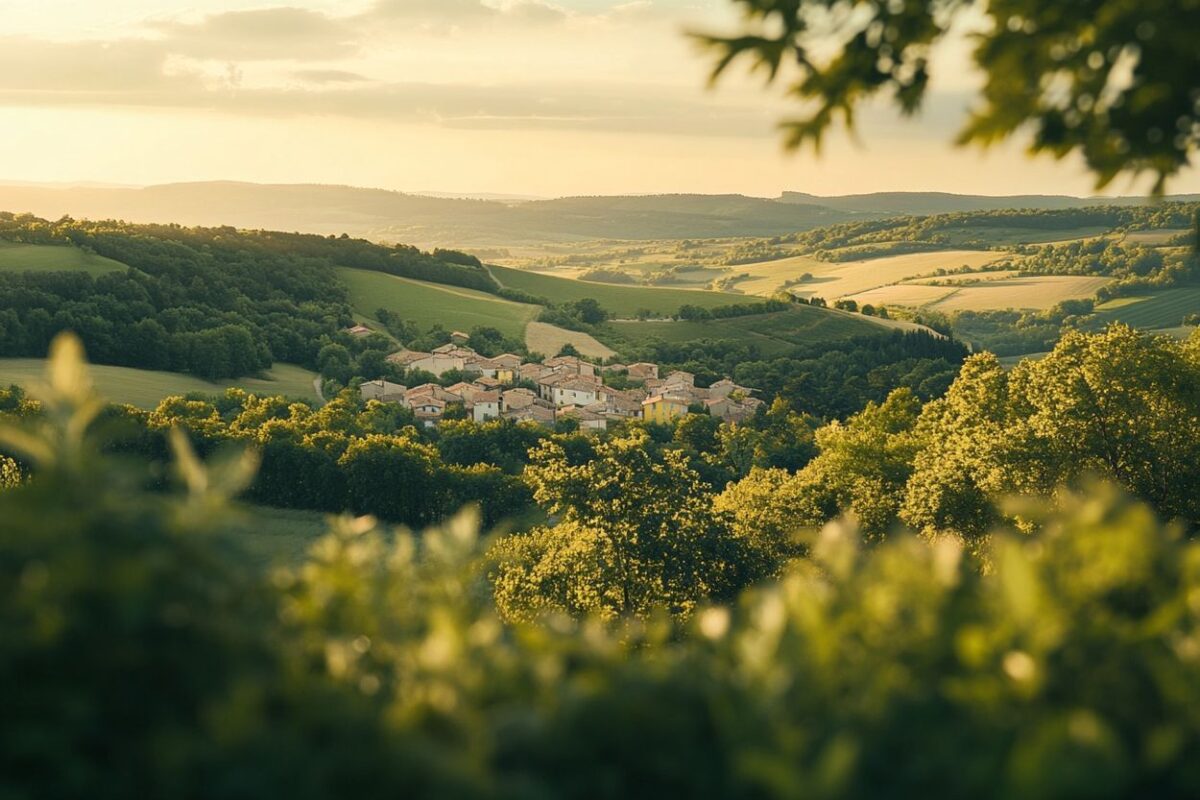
left=489, top=264, right=761, bottom=317
left=0, top=241, right=130, bottom=275
left=0, top=359, right=319, bottom=408
left=339, top=267, right=538, bottom=339
left=602, top=306, right=882, bottom=354
left=1093, top=288, right=1200, bottom=329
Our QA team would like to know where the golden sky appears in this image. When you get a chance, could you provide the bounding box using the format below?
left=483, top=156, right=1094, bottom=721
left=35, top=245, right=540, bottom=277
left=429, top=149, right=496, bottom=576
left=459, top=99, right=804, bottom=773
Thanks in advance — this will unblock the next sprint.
left=3, top=0, right=1196, bottom=197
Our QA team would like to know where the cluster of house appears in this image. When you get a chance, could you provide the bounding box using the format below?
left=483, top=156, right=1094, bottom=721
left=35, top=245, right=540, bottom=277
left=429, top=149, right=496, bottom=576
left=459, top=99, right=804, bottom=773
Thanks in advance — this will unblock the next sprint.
left=357, top=332, right=762, bottom=430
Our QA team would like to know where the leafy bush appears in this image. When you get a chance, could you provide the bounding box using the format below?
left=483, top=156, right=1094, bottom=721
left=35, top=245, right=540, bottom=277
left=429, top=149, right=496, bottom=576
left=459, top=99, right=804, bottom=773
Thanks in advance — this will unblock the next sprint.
left=4, top=335, right=1200, bottom=798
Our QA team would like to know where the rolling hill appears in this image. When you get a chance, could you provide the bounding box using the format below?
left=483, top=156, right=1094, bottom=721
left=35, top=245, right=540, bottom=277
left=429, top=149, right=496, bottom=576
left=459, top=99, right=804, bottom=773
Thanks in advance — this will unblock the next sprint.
left=488, top=265, right=763, bottom=318
left=4, top=181, right=1194, bottom=249
left=1093, top=289, right=1200, bottom=329
left=0, top=182, right=863, bottom=245
left=338, top=267, right=538, bottom=340
left=600, top=306, right=884, bottom=354
left=777, top=191, right=1200, bottom=217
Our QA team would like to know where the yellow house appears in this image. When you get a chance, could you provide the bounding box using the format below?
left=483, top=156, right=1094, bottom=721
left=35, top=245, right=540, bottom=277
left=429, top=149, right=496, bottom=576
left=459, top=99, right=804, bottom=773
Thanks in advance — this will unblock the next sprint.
left=641, top=394, right=689, bottom=423
left=496, top=367, right=516, bottom=384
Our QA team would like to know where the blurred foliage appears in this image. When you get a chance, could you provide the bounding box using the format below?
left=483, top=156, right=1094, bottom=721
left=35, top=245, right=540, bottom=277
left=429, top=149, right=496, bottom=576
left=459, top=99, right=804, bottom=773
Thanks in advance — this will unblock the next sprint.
left=726, top=324, right=1200, bottom=547
left=4, top=334, right=1200, bottom=797
left=699, top=0, right=1200, bottom=192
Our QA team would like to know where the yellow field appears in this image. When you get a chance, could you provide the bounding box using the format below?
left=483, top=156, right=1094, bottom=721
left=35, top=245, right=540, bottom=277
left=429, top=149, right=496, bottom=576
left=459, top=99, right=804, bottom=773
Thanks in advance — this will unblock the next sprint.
left=847, top=284, right=958, bottom=307
left=737, top=250, right=1009, bottom=298
left=930, top=276, right=1113, bottom=311
left=731, top=254, right=826, bottom=296
left=908, top=269, right=1022, bottom=285
left=524, top=321, right=616, bottom=359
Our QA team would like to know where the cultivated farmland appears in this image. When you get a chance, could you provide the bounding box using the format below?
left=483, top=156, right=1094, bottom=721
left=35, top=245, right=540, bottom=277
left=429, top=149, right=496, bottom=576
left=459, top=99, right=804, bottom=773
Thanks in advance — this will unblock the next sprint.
left=742, top=249, right=1009, bottom=299
left=927, top=276, right=1113, bottom=311
left=524, top=321, right=616, bottom=359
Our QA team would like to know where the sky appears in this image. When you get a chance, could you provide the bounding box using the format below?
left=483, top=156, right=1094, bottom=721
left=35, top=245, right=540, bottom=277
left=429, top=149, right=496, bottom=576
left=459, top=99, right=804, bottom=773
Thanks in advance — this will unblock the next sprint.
left=1, top=0, right=1196, bottom=198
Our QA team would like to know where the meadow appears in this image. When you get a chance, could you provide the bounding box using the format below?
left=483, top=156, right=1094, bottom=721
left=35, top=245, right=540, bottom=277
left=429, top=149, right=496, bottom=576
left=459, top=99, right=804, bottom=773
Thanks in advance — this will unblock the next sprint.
left=602, top=306, right=883, bottom=353
left=338, top=267, right=539, bottom=340
left=0, top=359, right=319, bottom=407
left=489, top=264, right=760, bottom=317
left=1093, top=288, right=1200, bottom=329
left=0, top=241, right=129, bottom=275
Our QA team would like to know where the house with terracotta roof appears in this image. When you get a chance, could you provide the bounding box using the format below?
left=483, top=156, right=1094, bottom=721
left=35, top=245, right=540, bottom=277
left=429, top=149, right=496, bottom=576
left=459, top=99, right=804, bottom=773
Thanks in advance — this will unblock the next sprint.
left=627, top=362, right=659, bottom=381
left=502, top=388, right=538, bottom=410
left=708, top=379, right=755, bottom=399
left=410, top=395, right=447, bottom=427
left=558, top=405, right=609, bottom=431
left=540, top=373, right=605, bottom=407
left=505, top=403, right=556, bottom=425
left=642, top=394, right=690, bottom=424
left=359, top=379, right=408, bottom=404
left=470, top=391, right=502, bottom=423
left=543, top=355, right=596, bottom=377
left=386, top=350, right=431, bottom=368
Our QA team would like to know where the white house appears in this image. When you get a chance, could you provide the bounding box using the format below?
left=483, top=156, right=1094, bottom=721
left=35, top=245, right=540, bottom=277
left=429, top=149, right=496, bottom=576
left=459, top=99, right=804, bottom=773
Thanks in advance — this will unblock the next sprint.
left=471, top=391, right=502, bottom=423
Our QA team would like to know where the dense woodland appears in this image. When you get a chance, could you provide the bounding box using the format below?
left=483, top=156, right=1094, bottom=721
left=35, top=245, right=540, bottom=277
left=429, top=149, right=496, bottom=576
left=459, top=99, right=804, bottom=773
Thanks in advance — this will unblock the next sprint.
left=783, top=203, right=1200, bottom=258
left=0, top=215, right=500, bottom=379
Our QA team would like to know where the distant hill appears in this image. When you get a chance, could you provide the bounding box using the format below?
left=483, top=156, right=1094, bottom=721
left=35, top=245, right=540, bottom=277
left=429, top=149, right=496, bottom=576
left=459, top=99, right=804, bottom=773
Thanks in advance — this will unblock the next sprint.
left=0, top=182, right=860, bottom=246
left=778, top=191, right=1200, bottom=217
left=1, top=180, right=1193, bottom=247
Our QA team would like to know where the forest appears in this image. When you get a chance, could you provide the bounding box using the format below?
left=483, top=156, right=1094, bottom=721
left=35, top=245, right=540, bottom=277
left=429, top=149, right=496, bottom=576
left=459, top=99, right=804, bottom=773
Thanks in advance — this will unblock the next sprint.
left=0, top=214, right=503, bottom=380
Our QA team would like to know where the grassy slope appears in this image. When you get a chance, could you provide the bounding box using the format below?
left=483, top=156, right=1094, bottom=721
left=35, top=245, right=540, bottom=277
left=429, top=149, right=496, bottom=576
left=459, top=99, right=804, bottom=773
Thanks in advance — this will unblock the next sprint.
left=489, top=264, right=760, bottom=317
left=338, top=267, right=538, bottom=340
left=602, top=306, right=882, bottom=355
left=1093, top=288, right=1200, bottom=329
left=0, top=241, right=129, bottom=275
left=0, top=360, right=319, bottom=408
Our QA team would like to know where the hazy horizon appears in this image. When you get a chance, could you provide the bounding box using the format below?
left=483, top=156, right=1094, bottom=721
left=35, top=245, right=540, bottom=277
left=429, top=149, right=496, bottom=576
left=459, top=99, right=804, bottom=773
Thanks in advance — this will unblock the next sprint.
left=4, top=0, right=1199, bottom=198
left=6, top=176, right=1200, bottom=204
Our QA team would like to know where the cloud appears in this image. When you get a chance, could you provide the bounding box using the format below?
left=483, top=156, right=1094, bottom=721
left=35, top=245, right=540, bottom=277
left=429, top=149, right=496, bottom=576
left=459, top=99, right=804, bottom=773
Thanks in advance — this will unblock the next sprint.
left=149, top=7, right=358, bottom=61
left=0, top=43, right=771, bottom=138
left=365, top=0, right=567, bottom=28
left=291, top=69, right=371, bottom=84
left=0, top=37, right=197, bottom=93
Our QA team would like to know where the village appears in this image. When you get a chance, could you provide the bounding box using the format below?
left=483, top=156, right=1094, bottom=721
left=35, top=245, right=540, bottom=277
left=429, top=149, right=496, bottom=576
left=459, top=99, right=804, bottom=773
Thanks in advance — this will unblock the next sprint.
left=354, top=328, right=763, bottom=430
